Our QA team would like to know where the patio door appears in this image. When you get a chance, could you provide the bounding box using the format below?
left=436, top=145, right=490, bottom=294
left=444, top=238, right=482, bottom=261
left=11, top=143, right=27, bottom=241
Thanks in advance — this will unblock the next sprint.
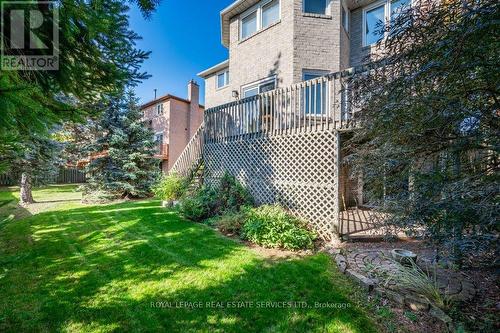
left=242, top=77, right=276, bottom=132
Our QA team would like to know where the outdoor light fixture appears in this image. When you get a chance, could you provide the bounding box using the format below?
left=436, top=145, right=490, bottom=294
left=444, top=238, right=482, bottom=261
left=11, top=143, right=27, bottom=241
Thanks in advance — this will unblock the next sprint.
left=232, top=90, right=239, bottom=99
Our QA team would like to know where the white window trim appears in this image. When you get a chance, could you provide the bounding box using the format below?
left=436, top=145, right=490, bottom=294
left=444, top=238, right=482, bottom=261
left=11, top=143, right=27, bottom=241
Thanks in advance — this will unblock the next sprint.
left=216, top=69, right=229, bottom=90
left=302, top=69, right=329, bottom=81
left=241, top=75, right=277, bottom=97
left=302, top=0, right=331, bottom=16
left=302, top=70, right=330, bottom=117
left=156, top=103, right=164, bottom=115
left=362, top=0, right=412, bottom=47
left=239, top=0, right=281, bottom=40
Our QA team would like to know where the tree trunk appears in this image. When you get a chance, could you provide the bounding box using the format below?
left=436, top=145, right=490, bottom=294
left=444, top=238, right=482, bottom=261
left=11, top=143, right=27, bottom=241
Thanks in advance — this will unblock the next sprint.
left=20, top=172, right=34, bottom=205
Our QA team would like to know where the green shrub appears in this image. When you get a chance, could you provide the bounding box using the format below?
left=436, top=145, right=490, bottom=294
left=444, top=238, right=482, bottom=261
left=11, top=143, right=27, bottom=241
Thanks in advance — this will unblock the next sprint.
left=214, top=210, right=248, bottom=235
left=152, top=173, right=186, bottom=201
left=179, top=173, right=253, bottom=221
left=241, top=205, right=316, bottom=250
left=179, top=186, right=218, bottom=222
left=217, top=173, right=254, bottom=214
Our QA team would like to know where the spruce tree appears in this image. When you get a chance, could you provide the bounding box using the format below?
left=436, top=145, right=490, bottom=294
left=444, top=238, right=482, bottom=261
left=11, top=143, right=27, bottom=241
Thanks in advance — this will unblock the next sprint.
left=84, top=91, right=159, bottom=200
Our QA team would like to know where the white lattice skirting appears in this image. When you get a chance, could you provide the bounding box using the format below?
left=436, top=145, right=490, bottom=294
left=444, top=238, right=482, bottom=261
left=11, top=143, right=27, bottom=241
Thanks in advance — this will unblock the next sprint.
left=204, top=130, right=340, bottom=239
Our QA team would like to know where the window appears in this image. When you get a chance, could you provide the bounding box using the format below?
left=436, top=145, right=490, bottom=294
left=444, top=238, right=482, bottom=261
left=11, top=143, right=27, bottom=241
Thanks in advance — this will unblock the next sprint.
left=216, top=70, right=229, bottom=89
left=303, top=0, right=327, bottom=15
left=390, top=0, right=411, bottom=22
left=341, top=3, right=349, bottom=32
left=241, top=11, right=257, bottom=39
left=156, top=104, right=163, bottom=115
left=242, top=76, right=276, bottom=98
left=302, top=71, right=328, bottom=115
left=363, top=0, right=411, bottom=46
left=262, top=0, right=279, bottom=28
left=240, top=0, right=280, bottom=40
left=155, top=133, right=163, bottom=143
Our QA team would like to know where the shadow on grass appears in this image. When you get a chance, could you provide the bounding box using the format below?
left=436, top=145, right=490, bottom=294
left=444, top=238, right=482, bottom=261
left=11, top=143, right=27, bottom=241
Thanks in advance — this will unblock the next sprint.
left=0, top=188, right=31, bottom=226
left=0, top=200, right=377, bottom=332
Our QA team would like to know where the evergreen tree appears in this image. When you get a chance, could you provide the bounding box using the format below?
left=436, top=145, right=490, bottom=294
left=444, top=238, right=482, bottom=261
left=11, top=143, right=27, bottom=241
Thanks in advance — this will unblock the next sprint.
left=84, top=91, right=159, bottom=200
left=348, top=0, right=499, bottom=265
left=0, top=0, right=161, bottom=201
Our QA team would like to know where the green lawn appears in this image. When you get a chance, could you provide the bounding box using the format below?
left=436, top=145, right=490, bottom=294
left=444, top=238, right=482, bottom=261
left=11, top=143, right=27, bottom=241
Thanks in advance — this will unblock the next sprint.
left=0, top=186, right=379, bottom=332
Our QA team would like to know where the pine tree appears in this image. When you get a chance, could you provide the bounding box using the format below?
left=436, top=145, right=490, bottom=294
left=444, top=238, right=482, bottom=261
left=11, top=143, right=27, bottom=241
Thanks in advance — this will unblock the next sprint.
left=84, top=91, right=159, bottom=200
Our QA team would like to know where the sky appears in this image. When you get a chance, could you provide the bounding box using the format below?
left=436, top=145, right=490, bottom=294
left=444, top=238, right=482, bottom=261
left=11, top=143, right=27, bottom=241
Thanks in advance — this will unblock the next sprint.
left=128, top=0, right=235, bottom=105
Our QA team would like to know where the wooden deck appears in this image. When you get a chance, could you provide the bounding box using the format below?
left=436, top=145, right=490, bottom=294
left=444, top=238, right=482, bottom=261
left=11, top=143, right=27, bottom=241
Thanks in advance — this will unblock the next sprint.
left=339, top=207, right=395, bottom=238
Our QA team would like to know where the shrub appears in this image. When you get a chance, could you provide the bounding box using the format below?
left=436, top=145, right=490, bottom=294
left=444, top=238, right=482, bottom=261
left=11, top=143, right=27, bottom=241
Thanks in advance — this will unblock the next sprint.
left=178, top=186, right=218, bottom=222
left=217, top=173, right=254, bottom=214
left=214, top=210, right=248, bottom=235
left=179, top=173, right=253, bottom=221
left=152, top=173, right=186, bottom=201
left=241, top=205, right=316, bottom=250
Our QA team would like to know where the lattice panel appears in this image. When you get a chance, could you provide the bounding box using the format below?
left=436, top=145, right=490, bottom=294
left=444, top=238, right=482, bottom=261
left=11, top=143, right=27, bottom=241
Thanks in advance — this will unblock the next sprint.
left=204, top=130, right=339, bottom=239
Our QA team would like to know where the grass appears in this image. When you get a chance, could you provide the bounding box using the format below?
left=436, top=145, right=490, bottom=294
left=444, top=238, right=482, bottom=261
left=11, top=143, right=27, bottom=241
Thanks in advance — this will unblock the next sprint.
left=0, top=185, right=380, bottom=332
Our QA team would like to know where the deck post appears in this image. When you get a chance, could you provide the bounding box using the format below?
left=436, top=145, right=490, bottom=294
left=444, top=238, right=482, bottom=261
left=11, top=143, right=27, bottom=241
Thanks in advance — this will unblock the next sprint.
left=333, top=130, right=341, bottom=235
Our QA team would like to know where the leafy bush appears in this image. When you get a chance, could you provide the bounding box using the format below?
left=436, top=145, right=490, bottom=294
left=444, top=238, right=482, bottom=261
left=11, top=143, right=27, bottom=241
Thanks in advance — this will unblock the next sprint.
left=179, top=186, right=218, bottom=221
left=214, top=210, right=248, bottom=235
left=152, top=173, right=186, bottom=201
left=179, top=173, right=253, bottom=221
left=242, top=205, right=316, bottom=250
left=217, top=173, right=254, bottom=214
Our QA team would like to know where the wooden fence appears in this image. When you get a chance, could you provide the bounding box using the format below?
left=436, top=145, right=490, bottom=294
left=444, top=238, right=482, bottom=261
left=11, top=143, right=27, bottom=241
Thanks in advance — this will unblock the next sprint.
left=0, top=168, right=86, bottom=186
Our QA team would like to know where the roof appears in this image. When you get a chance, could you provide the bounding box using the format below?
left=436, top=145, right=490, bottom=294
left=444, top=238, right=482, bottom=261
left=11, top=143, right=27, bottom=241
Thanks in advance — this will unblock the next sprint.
left=140, top=94, right=205, bottom=110
left=220, top=0, right=260, bottom=47
left=197, top=60, right=230, bottom=78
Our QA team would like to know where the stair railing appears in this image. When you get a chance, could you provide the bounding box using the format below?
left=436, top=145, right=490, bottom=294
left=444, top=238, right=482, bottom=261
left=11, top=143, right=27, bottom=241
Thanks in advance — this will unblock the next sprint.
left=169, top=123, right=204, bottom=179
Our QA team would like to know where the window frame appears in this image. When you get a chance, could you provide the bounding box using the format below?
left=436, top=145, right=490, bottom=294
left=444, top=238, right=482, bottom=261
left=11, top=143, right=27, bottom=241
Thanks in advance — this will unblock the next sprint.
left=216, top=69, right=229, bottom=90
left=156, top=103, right=164, bottom=115
left=362, top=0, right=412, bottom=47
left=154, top=132, right=164, bottom=144
left=302, top=0, right=329, bottom=16
left=239, top=0, right=281, bottom=41
left=241, top=75, right=277, bottom=98
left=302, top=69, right=330, bottom=116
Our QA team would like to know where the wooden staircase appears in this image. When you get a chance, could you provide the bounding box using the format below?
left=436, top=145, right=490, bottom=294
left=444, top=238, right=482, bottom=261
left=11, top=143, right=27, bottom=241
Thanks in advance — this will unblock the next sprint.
left=169, top=123, right=205, bottom=190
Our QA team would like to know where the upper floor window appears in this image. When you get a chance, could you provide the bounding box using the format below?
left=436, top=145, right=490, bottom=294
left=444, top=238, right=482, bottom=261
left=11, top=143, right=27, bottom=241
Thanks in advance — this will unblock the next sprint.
left=303, top=0, right=328, bottom=15
left=217, top=70, right=229, bottom=89
left=363, top=0, right=411, bottom=46
left=155, top=133, right=163, bottom=144
left=240, top=0, right=280, bottom=40
left=341, top=2, right=349, bottom=32
left=156, top=104, right=164, bottom=115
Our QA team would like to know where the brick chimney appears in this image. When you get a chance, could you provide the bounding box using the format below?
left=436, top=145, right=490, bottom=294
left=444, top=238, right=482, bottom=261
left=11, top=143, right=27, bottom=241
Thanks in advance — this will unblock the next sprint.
left=187, top=80, right=202, bottom=137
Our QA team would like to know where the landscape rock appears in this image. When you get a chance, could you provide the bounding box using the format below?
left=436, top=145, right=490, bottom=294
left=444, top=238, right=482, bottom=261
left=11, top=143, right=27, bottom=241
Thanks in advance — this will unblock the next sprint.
left=404, top=295, right=430, bottom=312
left=345, top=269, right=375, bottom=291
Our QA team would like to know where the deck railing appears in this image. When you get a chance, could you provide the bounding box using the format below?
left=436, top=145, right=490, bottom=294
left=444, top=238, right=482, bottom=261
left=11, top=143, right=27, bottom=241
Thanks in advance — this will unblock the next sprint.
left=204, top=71, right=356, bottom=142
left=169, top=124, right=204, bottom=178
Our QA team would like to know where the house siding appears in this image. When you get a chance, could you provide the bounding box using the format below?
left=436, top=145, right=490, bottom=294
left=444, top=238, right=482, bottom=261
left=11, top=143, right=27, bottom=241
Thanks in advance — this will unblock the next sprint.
left=228, top=0, right=295, bottom=91
left=293, top=0, right=342, bottom=80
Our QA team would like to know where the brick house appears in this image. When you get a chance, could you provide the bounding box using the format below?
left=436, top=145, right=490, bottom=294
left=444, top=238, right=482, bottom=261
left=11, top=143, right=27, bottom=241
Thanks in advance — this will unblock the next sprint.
left=174, top=0, right=414, bottom=238
left=198, top=0, right=410, bottom=108
left=140, top=80, right=204, bottom=173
